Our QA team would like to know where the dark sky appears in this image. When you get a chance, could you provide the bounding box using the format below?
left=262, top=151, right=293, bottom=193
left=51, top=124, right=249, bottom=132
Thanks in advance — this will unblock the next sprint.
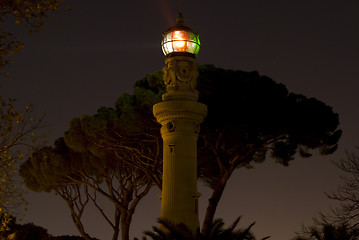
left=2, top=1, right=359, bottom=239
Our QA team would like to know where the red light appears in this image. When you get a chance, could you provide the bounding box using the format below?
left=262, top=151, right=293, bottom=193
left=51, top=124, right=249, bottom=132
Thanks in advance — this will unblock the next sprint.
left=172, top=31, right=187, bottom=51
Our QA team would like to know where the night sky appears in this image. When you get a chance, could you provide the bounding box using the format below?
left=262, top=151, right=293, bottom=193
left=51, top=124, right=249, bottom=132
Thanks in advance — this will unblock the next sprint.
left=2, top=1, right=359, bottom=239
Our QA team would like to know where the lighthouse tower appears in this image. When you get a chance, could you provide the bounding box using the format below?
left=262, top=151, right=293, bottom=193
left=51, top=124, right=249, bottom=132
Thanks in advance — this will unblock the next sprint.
left=153, top=13, right=207, bottom=234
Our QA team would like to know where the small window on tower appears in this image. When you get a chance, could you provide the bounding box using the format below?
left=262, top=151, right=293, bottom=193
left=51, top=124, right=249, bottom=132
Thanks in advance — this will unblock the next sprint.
left=169, top=144, right=175, bottom=153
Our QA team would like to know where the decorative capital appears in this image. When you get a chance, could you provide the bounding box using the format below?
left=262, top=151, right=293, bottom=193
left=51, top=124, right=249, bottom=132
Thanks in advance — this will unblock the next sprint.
left=162, top=56, right=199, bottom=101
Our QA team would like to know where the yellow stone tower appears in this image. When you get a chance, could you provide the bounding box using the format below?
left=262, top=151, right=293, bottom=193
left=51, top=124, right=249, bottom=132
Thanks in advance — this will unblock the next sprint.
left=153, top=14, right=207, bottom=234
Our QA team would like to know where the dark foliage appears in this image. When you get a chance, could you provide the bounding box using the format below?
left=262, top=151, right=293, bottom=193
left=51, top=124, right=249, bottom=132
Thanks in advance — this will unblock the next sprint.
left=293, top=223, right=359, bottom=240
left=195, top=65, right=341, bottom=187
left=0, top=215, right=96, bottom=240
left=136, top=217, right=269, bottom=240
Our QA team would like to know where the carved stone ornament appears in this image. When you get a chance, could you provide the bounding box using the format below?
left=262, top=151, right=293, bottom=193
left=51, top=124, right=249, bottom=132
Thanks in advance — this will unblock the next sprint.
left=163, top=56, right=199, bottom=93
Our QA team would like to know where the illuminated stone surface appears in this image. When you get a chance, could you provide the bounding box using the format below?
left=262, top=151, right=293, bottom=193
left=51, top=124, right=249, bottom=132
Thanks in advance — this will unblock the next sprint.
left=153, top=53, right=207, bottom=234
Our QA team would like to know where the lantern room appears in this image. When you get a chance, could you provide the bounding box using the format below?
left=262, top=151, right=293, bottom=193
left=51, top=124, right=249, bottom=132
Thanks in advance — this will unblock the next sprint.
left=161, top=13, right=200, bottom=57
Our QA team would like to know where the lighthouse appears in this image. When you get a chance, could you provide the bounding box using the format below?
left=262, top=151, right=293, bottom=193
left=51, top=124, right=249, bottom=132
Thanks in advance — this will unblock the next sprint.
left=153, top=13, right=207, bottom=234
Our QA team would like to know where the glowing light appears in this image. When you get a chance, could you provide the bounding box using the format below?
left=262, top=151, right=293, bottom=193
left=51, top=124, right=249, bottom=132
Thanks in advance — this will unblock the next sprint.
left=172, top=31, right=187, bottom=51
left=161, top=29, right=200, bottom=56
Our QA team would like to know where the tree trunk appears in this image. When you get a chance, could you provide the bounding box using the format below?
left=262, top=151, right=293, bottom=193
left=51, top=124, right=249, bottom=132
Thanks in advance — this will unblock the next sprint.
left=120, top=210, right=133, bottom=240
left=67, top=205, right=92, bottom=240
left=112, top=228, right=120, bottom=240
left=73, top=216, right=92, bottom=240
left=201, top=170, right=232, bottom=238
left=110, top=207, right=121, bottom=240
